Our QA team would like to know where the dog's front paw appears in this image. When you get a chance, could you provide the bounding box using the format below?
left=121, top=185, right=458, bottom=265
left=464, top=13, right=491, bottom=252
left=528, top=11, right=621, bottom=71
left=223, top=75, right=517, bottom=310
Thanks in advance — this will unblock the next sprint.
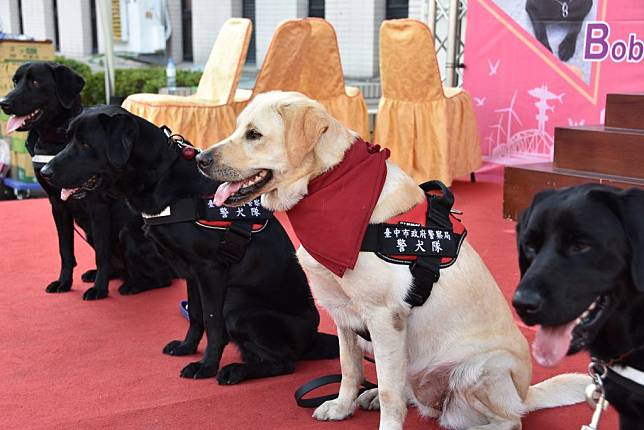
left=46, top=280, right=72, bottom=293
left=558, top=38, right=577, bottom=61
left=81, top=269, right=97, bottom=282
left=217, top=363, right=247, bottom=385
left=180, top=361, right=218, bottom=379
left=313, top=399, right=356, bottom=421
left=82, top=287, right=108, bottom=301
left=163, top=340, right=197, bottom=356
left=357, top=388, right=380, bottom=411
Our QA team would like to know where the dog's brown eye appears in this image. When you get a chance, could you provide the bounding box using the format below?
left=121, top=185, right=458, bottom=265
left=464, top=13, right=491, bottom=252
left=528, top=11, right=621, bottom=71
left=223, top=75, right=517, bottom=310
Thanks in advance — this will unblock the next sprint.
left=245, top=129, right=262, bottom=140
left=571, top=242, right=591, bottom=253
left=79, top=142, right=90, bottom=150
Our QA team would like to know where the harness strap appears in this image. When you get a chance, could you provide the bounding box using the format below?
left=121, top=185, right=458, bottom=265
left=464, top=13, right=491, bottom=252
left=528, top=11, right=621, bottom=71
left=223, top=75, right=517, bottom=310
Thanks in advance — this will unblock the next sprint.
left=607, top=367, right=644, bottom=397
left=405, top=181, right=453, bottom=307
left=294, top=373, right=378, bottom=408
left=217, top=222, right=253, bottom=267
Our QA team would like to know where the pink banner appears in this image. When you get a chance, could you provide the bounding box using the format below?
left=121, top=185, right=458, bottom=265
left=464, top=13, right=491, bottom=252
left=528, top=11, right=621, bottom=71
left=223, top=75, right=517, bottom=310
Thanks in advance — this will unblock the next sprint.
left=463, top=0, right=644, bottom=164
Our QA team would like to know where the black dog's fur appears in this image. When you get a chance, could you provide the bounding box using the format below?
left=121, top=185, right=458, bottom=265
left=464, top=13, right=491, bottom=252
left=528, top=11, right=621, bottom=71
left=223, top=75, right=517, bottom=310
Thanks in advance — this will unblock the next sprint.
left=526, top=0, right=593, bottom=61
left=0, top=62, right=172, bottom=299
left=43, top=105, right=339, bottom=384
left=513, top=184, right=644, bottom=430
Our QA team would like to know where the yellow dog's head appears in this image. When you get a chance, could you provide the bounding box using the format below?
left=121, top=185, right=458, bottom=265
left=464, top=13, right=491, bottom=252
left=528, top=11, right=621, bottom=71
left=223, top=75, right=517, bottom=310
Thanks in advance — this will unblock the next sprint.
left=197, top=91, right=353, bottom=211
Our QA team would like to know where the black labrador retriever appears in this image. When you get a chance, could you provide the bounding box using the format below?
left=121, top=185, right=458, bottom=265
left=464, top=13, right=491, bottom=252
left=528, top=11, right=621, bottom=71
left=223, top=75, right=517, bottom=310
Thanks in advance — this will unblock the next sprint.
left=512, top=184, right=644, bottom=430
left=0, top=62, right=173, bottom=299
left=526, top=0, right=593, bottom=61
left=41, top=106, right=338, bottom=384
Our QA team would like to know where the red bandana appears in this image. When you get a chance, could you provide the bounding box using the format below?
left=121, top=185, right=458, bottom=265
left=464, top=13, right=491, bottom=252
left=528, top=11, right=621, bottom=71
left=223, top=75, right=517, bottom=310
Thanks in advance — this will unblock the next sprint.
left=287, top=138, right=390, bottom=277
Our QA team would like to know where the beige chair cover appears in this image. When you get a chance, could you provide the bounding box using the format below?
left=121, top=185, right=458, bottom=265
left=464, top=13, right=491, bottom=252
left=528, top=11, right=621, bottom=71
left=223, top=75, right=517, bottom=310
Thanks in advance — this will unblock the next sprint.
left=234, top=18, right=369, bottom=139
left=374, top=19, right=481, bottom=186
left=122, top=18, right=252, bottom=149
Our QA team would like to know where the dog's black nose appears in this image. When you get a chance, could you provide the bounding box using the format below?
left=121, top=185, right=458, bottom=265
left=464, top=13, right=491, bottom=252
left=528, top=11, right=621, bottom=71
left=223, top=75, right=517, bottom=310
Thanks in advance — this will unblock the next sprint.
left=0, top=98, right=11, bottom=112
left=197, top=152, right=213, bottom=170
left=39, top=164, right=53, bottom=180
left=512, top=289, right=543, bottom=314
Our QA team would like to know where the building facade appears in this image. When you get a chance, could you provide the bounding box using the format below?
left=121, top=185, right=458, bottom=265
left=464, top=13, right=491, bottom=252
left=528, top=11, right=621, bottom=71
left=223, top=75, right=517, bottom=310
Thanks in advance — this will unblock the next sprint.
left=0, top=0, right=440, bottom=79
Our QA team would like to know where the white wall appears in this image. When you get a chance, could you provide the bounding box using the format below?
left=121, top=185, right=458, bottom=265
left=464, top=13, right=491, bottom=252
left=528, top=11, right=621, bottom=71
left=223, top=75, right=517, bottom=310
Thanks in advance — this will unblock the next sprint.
left=166, top=0, right=183, bottom=62
left=255, top=0, right=307, bottom=66
left=192, top=0, right=242, bottom=65
left=57, top=0, right=92, bottom=57
left=0, top=0, right=21, bottom=34
left=21, top=0, right=55, bottom=41
left=326, top=0, right=385, bottom=78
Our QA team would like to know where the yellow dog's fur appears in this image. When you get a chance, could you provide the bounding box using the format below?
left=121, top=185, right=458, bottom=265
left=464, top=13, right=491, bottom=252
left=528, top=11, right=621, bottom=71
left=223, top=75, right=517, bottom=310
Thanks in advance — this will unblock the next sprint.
left=199, top=91, right=589, bottom=430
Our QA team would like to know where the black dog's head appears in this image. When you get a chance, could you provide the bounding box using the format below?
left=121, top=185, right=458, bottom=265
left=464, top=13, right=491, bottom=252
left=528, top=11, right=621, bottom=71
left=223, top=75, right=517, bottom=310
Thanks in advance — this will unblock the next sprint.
left=0, top=62, right=84, bottom=134
left=40, top=105, right=138, bottom=200
left=512, top=184, right=644, bottom=367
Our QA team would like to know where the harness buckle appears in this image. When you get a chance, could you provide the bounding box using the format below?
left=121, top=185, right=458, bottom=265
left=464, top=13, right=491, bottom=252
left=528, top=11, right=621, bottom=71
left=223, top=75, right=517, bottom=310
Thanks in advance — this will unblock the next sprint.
left=410, top=258, right=440, bottom=282
left=217, top=222, right=253, bottom=267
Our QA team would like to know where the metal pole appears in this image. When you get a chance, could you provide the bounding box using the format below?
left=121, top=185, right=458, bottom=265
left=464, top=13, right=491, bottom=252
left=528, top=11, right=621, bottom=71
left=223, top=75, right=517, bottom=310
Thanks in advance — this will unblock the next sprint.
left=428, top=0, right=437, bottom=33
left=445, top=0, right=459, bottom=87
left=96, top=0, right=115, bottom=103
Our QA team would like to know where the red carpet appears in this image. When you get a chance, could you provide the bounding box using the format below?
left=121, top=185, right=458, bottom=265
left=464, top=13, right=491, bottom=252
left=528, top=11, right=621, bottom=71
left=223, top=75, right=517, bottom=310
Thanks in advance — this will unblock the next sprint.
left=0, top=166, right=617, bottom=429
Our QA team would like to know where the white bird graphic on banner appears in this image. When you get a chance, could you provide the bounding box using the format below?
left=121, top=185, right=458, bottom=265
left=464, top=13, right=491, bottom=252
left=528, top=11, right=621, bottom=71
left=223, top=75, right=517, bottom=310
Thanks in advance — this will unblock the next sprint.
left=488, top=59, right=500, bottom=76
left=474, top=97, right=487, bottom=107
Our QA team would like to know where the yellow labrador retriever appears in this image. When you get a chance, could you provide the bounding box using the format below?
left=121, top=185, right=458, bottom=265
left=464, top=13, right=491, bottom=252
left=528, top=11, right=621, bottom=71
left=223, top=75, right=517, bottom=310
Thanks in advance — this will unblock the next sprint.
left=196, top=91, right=589, bottom=430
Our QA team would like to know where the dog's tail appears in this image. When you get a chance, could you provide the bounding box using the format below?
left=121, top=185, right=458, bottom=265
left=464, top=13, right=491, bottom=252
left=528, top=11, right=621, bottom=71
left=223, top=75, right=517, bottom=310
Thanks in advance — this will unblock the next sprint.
left=523, top=373, right=591, bottom=412
left=300, top=332, right=340, bottom=360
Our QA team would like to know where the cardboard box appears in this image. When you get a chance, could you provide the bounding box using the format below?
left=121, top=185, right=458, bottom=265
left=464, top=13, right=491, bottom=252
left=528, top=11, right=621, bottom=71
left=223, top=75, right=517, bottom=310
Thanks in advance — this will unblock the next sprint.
left=0, top=40, right=54, bottom=63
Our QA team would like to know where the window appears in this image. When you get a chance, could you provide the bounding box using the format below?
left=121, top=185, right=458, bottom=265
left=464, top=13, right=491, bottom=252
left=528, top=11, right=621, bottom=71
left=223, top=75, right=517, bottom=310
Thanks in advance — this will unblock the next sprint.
left=386, top=0, right=408, bottom=19
left=182, top=0, right=193, bottom=62
left=308, top=0, right=325, bottom=18
left=242, top=0, right=256, bottom=64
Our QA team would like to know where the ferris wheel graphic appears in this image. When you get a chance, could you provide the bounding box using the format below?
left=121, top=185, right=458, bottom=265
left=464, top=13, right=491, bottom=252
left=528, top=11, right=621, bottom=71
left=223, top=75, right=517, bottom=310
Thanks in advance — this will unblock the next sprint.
left=487, top=85, right=565, bottom=163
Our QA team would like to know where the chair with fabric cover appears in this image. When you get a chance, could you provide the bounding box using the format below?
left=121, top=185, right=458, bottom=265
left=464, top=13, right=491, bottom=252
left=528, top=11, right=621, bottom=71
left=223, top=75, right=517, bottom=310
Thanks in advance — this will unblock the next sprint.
left=375, top=19, right=481, bottom=186
left=122, top=18, right=252, bottom=149
left=233, top=18, right=369, bottom=139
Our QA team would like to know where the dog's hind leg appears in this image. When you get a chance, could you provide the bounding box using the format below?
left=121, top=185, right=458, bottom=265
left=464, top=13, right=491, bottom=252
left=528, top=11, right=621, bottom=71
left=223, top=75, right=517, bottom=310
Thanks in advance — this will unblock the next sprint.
left=313, top=327, right=364, bottom=422
left=117, top=223, right=173, bottom=295
left=216, top=308, right=311, bottom=385
left=47, top=200, right=76, bottom=293
left=164, top=278, right=203, bottom=357
left=217, top=359, right=295, bottom=385
left=444, top=368, right=524, bottom=430
left=526, top=1, right=552, bottom=52
left=558, top=22, right=584, bottom=61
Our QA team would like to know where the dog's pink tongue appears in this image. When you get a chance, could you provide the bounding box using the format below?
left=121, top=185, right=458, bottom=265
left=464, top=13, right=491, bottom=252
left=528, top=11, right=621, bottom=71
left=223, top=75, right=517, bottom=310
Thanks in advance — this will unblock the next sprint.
left=60, top=188, right=78, bottom=201
left=213, top=181, right=243, bottom=206
left=532, top=321, right=576, bottom=367
left=6, top=115, right=28, bottom=134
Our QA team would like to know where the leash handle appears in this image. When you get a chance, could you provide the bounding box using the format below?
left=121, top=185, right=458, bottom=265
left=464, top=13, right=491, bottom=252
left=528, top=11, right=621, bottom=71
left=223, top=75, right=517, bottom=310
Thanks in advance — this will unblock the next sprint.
left=419, top=180, right=454, bottom=210
left=294, top=374, right=377, bottom=408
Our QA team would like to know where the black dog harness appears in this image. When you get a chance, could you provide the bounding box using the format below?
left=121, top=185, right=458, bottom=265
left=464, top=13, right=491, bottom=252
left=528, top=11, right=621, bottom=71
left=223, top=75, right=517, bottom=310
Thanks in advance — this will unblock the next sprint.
left=295, top=181, right=467, bottom=408
left=142, top=196, right=272, bottom=268
left=361, top=180, right=466, bottom=308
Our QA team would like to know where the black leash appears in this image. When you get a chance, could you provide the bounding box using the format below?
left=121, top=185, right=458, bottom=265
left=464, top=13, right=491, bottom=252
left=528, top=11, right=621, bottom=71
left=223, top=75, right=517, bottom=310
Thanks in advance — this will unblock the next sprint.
left=295, top=355, right=378, bottom=408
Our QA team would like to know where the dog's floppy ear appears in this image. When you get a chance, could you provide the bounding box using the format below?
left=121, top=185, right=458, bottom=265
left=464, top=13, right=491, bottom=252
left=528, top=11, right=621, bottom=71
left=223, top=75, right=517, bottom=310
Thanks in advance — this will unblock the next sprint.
left=98, top=113, right=137, bottom=168
left=51, top=64, right=85, bottom=108
left=516, top=189, right=556, bottom=277
left=278, top=102, right=330, bottom=166
left=614, top=189, right=644, bottom=292
left=589, top=187, right=644, bottom=292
